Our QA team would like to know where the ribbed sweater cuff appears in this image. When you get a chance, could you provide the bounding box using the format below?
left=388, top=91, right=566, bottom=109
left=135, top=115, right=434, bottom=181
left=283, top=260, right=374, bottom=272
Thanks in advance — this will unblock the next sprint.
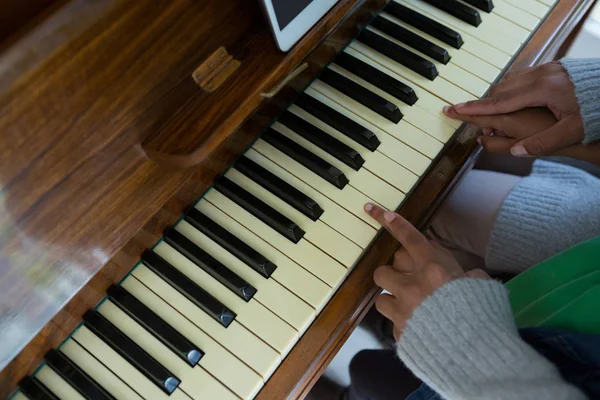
left=396, top=278, right=584, bottom=400
left=560, top=58, right=600, bottom=144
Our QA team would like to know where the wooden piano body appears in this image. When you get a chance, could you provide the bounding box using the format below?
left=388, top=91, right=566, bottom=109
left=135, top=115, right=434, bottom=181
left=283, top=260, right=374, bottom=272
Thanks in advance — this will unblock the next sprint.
left=0, top=0, right=595, bottom=398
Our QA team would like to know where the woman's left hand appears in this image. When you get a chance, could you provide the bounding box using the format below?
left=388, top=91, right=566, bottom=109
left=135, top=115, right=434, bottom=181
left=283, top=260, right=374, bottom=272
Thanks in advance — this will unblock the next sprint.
left=365, top=203, right=490, bottom=341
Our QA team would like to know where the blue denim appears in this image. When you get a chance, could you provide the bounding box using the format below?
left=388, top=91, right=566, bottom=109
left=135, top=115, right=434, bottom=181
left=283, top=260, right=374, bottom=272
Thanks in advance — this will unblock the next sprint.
left=406, top=327, right=600, bottom=400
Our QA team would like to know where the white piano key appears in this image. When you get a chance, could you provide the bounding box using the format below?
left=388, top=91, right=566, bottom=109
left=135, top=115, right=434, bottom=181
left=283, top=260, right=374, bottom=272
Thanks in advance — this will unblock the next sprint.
left=59, top=340, right=144, bottom=400
left=175, top=220, right=316, bottom=331
left=72, top=326, right=191, bottom=400
left=195, top=199, right=333, bottom=310
left=272, top=121, right=405, bottom=209
left=365, top=26, right=489, bottom=97
left=35, top=365, right=86, bottom=400
left=252, top=139, right=382, bottom=229
left=288, top=105, right=422, bottom=198
left=537, top=0, right=555, bottom=6
left=244, top=149, right=378, bottom=247
left=121, top=275, right=266, bottom=395
left=348, top=41, right=476, bottom=106
left=226, top=168, right=363, bottom=267
left=153, top=241, right=298, bottom=356
left=396, top=0, right=520, bottom=54
left=304, top=87, right=442, bottom=160
left=10, top=393, right=29, bottom=400
left=97, top=301, right=239, bottom=400
left=502, top=0, right=549, bottom=18
left=487, top=0, right=540, bottom=30
left=462, top=0, right=532, bottom=40
left=204, top=190, right=348, bottom=286
left=377, top=14, right=501, bottom=83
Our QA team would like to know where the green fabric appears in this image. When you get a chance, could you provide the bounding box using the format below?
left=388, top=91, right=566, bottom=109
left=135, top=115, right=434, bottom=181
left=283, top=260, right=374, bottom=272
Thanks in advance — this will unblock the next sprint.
left=506, top=236, right=600, bottom=331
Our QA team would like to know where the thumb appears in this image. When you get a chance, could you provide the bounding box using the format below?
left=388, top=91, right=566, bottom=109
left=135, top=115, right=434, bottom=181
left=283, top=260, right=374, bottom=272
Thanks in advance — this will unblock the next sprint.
left=466, top=269, right=491, bottom=279
left=511, top=115, right=584, bottom=157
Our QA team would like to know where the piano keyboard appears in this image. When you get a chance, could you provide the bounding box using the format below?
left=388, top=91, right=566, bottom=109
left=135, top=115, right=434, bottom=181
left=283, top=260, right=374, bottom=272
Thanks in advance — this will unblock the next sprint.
left=14, top=0, right=557, bottom=398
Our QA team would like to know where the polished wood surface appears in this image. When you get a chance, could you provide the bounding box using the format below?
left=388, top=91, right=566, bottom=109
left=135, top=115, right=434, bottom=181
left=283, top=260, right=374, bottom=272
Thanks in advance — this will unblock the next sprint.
left=0, top=0, right=595, bottom=397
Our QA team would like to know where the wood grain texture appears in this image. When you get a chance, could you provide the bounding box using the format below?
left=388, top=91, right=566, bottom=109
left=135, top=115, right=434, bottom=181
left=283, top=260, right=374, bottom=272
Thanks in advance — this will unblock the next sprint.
left=0, top=0, right=593, bottom=397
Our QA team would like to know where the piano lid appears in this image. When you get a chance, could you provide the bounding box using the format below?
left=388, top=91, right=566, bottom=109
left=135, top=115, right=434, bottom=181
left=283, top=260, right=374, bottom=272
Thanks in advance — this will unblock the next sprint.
left=0, top=0, right=363, bottom=370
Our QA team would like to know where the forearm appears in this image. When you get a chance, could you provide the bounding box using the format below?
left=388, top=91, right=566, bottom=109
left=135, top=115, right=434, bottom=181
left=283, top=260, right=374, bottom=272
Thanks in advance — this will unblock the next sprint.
left=396, top=278, right=586, bottom=400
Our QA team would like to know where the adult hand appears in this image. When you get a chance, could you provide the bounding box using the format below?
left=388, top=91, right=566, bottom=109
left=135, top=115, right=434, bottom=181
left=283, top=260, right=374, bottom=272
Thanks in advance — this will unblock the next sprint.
left=365, top=203, right=490, bottom=341
left=447, top=62, right=584, bottom=157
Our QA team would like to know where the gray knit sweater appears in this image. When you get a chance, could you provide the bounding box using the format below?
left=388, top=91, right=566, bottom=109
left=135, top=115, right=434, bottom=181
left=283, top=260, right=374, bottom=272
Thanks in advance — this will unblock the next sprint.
left=397, top=58, right=600, bottom=400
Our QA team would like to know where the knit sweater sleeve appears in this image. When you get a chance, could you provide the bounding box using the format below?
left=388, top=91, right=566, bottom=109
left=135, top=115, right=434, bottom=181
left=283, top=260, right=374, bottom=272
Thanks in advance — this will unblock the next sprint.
left=396, top=278, right=586, bottom=400
left=560, top=58, right=600, bottom=144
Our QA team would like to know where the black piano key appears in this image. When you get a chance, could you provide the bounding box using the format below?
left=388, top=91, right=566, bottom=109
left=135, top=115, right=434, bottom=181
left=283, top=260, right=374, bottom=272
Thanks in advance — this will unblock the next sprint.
left=106, top=285, right=204, bottom=367
left=45, top=350, right=116, bottom=400
left=463, top=0, right=494, bottom=12
left=235, top=156, right=324, bottom=221
left=278, top=111, right=365, bottom=170
left=422, top=0, right=482, bottom=27
left=19, top=377, right=59, bottom=400
left=334, top=52, right=418, bottom=106
left=385, top=2, right=463, bottom=49
left=84, top=311, right=180, bottom=396
left=357, top=30, right=438, bottom=81
left=371, top=16, right=450, bottom=64
left=184, top=208, right=277, bottom=279
left=214, top=177, right=305, bottom=244
left=163, top=227, right=257, bottom=301
left=262, top=128, right=349, bottom=189
left=141, top=250, right=236, bottom=328
left=295, top=93, right=381, bottom=150
left=320, top=68, right=403, bottom=123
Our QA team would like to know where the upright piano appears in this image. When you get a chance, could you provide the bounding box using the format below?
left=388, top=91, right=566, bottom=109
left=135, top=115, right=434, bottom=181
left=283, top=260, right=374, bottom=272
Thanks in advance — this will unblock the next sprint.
left=0, top=0, right=595, bottom=398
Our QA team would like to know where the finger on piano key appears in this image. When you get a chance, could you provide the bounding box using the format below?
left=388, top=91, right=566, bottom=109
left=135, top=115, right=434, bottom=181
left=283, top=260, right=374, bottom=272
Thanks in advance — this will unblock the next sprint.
left=121, top=275, right=266, bottom=396
left=385, top=1, right=464, bottom=48
left=45, top=349, right=115, bottom=400
left=175, top=220, right=315, bottom=331
left=72, top=326, right=190, bottom=400
left=278, top=111, right=365, bottom=170
left=320, top=68, right=404, bottom=122
left=288, top=105, right=422, bottom=195
left=295, top=93, right=382, bottom=149
left=378, top=13, right=500, bottom=83
left=386, top=1, right=510, bottom=69
left=348, top=40, right=475, bottom=107
left=235, top=156, right=324, bottom=221
left=502, top=0, right=548, bottom=19
left=423, top=0, right=482, bottom=26
left=32, top=366, right=85, bottom=400
left=141, top=250, right=236, bottom=328
left=371, top=15, right=450, bottom=63
left=244, top=148, right=378, bottom=247
left=97, top=301, right=238, bottom=400
left=59, top=340, right=144, bottom=400
left=463, top=0, right=494, bottom=13
left=19, top=377, right=59, bottom=400
left=153, top=242, right=299, bottom=355
left=272, top=121, right=405, bottom=209
left=304, top=88, right=443, bottom=161
left=357, top=29, right=438, bottom=81
left=251, top=140, right=381, bottom=229
left=365, top=26, right=488, bottom=97
left=263, top=128, right=349, bottom=189
left=215, top=177, right=305, bottom=244
left=84, top=310, right=180, bottom=395
left=164, top=227, right=257, bottom=302
left=192, top=200, right=332, bottom=310
left=106, top=285, right=204, bottom=367
left=203, top=191, right=348, bottom=286
left=225, top=168, right=363, bottom=266
left=397, top=0, right=520, bottom=54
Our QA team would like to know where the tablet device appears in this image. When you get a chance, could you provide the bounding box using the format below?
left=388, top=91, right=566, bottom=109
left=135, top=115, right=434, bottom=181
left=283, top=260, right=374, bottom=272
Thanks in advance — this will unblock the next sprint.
left=259, top=0, right=339, bottom=51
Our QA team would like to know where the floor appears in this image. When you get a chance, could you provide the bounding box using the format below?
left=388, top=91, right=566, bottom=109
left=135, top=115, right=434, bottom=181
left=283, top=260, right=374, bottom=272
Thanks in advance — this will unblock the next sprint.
left=306, top=3, right=600, bottom=399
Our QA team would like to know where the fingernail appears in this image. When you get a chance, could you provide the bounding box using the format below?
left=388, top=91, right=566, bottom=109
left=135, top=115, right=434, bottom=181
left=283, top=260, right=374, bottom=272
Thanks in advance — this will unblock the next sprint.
left=476, top=136, right=482, bottom=145
left=364, top=203, right=373, bottom=212
left=384, top=211, right=396, bottom=223
left=510, top=144, right=529, bottom=157
left=454, top=102, right=465, bottom=110
left=442, top=105, right=452, bottom=114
